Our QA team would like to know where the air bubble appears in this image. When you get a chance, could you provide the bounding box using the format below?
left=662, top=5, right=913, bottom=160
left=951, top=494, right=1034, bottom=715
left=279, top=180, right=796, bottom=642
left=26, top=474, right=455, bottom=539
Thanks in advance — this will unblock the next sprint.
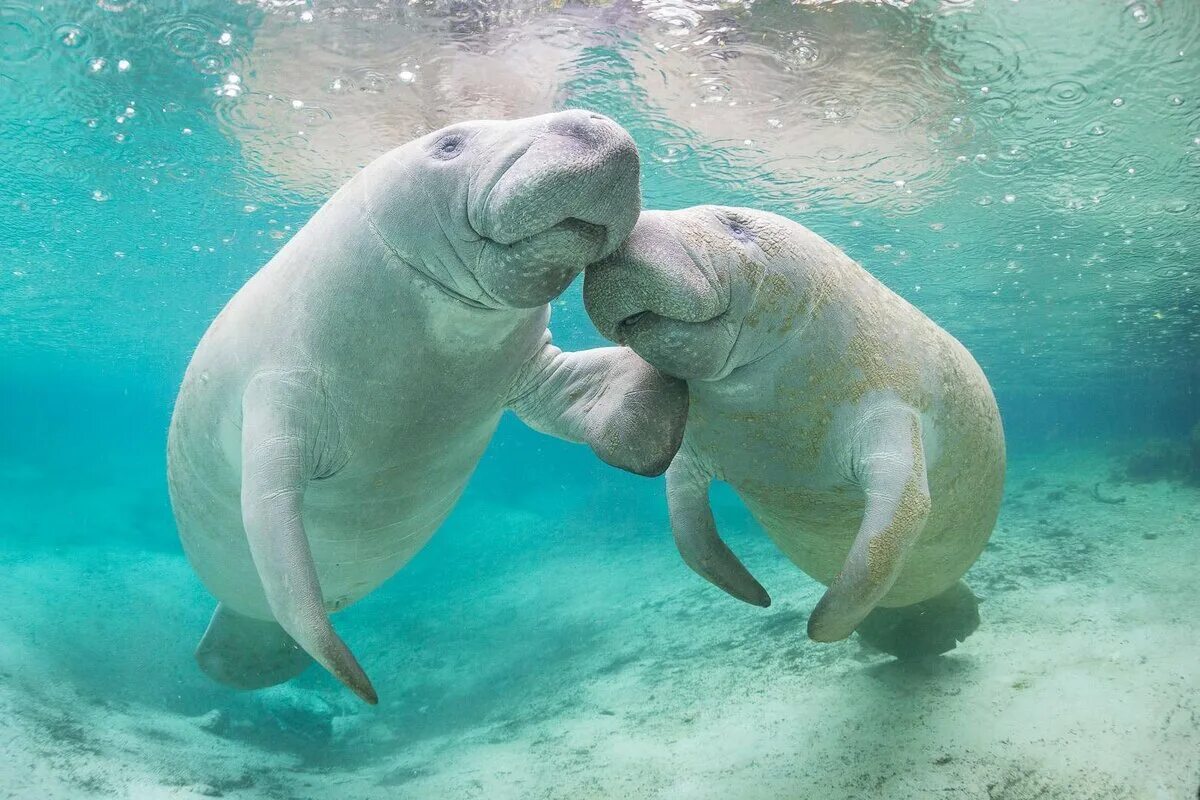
left=56, top=25, right=85, bottom=48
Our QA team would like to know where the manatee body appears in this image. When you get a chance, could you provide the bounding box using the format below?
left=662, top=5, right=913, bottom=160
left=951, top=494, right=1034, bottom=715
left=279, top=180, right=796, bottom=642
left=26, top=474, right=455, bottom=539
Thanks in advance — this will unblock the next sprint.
left=168, top=112, right=688, bottom=703
left=584, top=206, right=1004, bottom=649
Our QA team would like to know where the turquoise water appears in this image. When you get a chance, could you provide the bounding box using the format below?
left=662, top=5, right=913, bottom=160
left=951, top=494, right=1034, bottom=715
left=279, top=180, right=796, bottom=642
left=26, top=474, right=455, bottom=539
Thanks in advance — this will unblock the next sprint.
left=1, top=1, right=1198, bottom=797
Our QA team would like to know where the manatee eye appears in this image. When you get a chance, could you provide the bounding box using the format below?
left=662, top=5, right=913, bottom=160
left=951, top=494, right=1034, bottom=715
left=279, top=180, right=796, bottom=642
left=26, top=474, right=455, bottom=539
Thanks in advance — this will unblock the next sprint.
left=432, top=133, right=465, bottom=160
left=722, top=216, right=753, bottom=241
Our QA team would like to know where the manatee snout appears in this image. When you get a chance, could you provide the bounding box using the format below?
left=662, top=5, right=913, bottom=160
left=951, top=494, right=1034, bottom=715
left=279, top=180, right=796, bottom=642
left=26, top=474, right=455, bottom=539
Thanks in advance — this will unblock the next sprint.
left=474, top=110, right=641, bottom=307
left=584, top=211, right=735, bottom=379
left=585, top=213, right=728, bottom=336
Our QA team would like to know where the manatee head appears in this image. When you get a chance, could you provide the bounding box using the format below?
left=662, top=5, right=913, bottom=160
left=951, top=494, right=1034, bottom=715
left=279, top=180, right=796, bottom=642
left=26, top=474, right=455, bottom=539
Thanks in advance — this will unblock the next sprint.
left=363, top=110, right=641, bottom=309
left=583, top=206, right=805, bottom=381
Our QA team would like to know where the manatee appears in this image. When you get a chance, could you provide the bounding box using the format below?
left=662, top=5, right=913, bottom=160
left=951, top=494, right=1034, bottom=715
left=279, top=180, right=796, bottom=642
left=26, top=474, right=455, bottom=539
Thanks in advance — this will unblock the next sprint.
left=583, top=206, right=1005, bottom=654
left=167, top=111, right=688, bottom=704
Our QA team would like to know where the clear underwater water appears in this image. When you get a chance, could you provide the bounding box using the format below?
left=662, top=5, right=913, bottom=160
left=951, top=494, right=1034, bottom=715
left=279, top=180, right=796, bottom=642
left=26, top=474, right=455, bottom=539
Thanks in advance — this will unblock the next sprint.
left=1, top=1, right=1198, bottom=798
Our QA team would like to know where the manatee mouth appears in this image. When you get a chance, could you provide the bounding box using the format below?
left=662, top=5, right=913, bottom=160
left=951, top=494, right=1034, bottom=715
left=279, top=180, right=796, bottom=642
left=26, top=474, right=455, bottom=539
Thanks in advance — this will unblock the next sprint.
left=473, top=111, right=639, bottom=256
left=614, top=310, right=651, bottom=344
left=618, top=310, right=650, bottom=331
left=472, top=215, right=611, bottom=309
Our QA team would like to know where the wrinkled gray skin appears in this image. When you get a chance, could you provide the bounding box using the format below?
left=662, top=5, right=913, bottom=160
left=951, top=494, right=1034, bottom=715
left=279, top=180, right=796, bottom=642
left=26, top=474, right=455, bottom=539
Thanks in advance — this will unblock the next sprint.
left=584, top=207, right=1004, bottom=644
left=167, top=112, right=688, bottom=704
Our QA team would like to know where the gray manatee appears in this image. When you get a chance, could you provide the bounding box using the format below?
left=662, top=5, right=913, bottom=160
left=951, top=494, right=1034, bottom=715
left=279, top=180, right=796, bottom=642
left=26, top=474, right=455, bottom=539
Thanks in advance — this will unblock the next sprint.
left=584, top=206, right=1004, bottom=650
left=167, top=111, right=688, bottom=704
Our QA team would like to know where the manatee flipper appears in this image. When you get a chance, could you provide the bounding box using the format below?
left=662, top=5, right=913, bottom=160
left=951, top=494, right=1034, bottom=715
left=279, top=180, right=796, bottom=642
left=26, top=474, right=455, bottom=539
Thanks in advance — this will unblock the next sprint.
left=855, top=580, right=981, bottom=660
left=808, top=407, right=931, bottom=642
left=196, top=603, right=314, bottom=689
left=241, top=372, right=378, bottom=705
left=507, top=337, right=688, bottom=477
left=666, top=448, right=771, bottom=607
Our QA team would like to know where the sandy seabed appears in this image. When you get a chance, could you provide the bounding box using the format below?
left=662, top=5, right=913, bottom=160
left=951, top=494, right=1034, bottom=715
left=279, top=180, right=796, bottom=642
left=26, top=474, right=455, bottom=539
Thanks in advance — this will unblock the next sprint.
left=1, top=448, right=1197, bottom=800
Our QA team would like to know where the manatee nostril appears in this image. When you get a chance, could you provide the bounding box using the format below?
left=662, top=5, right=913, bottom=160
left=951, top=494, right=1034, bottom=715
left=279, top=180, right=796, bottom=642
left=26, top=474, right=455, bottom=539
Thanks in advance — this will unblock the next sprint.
left=588, top=113, right=605, bottom=121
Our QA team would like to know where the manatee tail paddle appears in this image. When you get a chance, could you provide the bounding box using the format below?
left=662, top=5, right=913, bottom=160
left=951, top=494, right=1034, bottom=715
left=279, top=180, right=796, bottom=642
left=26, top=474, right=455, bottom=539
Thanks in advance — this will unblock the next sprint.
left=195, top=603, right=314, bottom=690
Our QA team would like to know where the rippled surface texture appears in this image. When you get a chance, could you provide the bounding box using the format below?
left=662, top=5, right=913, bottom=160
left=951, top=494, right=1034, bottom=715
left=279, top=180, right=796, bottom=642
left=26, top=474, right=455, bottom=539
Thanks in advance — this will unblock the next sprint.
left=3, top=0, right=1198, bottom=400
left=1, top=1, right=1199, bottom=798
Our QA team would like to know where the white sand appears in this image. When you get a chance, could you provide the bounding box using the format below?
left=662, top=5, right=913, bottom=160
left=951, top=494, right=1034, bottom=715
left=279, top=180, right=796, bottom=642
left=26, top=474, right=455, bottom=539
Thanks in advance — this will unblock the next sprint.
left=1, top=449, right=1197, bottom=799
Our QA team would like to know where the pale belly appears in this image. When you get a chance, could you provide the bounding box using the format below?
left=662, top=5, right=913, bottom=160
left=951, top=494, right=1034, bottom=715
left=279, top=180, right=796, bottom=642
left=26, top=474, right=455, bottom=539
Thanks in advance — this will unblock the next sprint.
left=169, top=408, right=500, bottom=621
left=739, top=465, right=999, bottom=607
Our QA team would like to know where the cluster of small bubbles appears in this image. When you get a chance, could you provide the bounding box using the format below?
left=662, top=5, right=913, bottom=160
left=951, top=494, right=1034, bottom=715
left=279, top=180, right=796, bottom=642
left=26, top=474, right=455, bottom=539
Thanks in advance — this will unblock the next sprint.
left=91, top=189, right=109, bottom=202
left=89, top=57, right=106, bottom=73
left=216, top=73, right=243, bottom=98
left=1112, top=97, right=1124, bottom=107
left=55, top=24, right=86, bottom=48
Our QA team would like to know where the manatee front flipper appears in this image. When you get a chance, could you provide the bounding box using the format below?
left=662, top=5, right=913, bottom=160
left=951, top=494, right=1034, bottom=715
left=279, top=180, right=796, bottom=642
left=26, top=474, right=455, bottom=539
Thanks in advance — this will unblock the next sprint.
left=196, top=603, right=314, bottom=690
left=507, top=337, right=688, bottom=476
left=808, top=407, right=931, bottom=643
left=240, top=372, right=377, bottom=704
left=666, top=447, right=771, bottom=607
left=855, top=580, right=980, bottom=660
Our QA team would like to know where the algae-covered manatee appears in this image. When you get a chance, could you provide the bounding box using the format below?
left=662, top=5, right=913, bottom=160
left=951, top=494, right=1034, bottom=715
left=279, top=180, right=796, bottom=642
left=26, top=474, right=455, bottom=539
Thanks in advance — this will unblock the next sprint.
left=584, top=206, right=1005, bottom=655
